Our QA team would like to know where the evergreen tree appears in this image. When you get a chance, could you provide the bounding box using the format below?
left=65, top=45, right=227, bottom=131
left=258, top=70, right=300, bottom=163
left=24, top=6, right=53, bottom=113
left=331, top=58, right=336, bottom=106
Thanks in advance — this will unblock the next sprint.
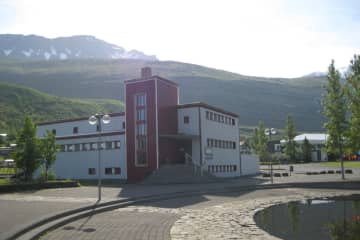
left=13, top=116, right=41, bottom=180
left=284, top=115, right=297, bottom=162
left=345, top=55, right=360, bottom=154
left=39, top=130, right=58, bottom=181
left=302, top=137, right=312, bottom=163
left=323, top=60, right=347, bottom=157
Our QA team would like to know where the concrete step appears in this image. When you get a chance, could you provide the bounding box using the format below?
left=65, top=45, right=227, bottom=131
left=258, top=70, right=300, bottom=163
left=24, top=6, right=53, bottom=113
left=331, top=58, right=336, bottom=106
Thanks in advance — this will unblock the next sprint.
left=142, top=164, right=217, bottom=184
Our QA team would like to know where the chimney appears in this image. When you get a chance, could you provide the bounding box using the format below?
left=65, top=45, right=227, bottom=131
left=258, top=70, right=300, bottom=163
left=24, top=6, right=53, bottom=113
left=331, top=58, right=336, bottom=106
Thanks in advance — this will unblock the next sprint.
left=141, top=67, right=152, bottom=78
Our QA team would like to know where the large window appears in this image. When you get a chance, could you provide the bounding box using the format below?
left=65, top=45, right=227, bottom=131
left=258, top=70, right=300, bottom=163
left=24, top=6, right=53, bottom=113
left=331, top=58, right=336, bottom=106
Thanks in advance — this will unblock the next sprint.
left=135, top=93, right=147, bottom=166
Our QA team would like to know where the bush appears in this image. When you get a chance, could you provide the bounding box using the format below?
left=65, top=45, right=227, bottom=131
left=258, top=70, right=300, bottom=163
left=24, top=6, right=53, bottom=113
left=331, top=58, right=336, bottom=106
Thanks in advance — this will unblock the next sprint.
left=38, top=170, right=56, bottom=181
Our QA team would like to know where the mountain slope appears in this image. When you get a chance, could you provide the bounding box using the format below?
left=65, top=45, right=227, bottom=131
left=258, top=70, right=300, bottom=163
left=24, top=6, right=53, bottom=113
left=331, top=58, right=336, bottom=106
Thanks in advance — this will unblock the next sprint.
left=0, top=59, right=326, bottom=131
left=0, top=82, right=124, bottom=133
left=0, top=34, right=157, bottom=61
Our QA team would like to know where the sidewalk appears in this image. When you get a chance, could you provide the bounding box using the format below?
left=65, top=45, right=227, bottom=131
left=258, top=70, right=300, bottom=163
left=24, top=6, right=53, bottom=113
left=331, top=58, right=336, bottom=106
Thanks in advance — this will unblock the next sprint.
left=0, top=170, right=359, bottom=239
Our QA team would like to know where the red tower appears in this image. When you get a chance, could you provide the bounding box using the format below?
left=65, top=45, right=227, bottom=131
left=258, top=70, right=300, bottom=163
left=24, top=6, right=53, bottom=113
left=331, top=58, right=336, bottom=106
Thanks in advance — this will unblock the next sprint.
left=125, top=67, right=179, bottom=181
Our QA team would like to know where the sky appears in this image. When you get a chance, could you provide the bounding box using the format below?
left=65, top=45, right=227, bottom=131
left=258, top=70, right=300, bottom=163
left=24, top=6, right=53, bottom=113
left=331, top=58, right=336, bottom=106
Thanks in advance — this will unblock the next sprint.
left=0, top=0, right=359, bottom=78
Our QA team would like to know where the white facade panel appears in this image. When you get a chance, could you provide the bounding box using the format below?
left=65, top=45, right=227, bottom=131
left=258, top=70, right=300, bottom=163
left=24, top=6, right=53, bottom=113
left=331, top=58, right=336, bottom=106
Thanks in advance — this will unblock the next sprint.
left=37, top=115, right=125, bottom=138
left=177, top=108, right=199, bottom=136
left=240, top=154, right=260, bottom=175
left=52, top=134, right=126, bottom=180
left=199, top=107, right=241, bottom=177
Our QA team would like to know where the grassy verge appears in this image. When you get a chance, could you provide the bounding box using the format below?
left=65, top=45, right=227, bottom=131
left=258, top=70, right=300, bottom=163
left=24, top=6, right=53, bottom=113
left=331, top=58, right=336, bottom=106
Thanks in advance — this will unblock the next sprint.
left=0, top=179, right=80, bottom=192
left=320, top=161, right=360, bottom=168
left=0, top=167, right=15, bottom=175
left=0, top=178, right=11, bottom=185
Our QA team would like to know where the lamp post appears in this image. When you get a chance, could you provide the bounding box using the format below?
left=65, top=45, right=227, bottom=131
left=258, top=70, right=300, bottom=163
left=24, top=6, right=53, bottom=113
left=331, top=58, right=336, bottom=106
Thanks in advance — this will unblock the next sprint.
left=88, top=113, right=111, bottom=201
left=265, top=128, right=275, bottom=184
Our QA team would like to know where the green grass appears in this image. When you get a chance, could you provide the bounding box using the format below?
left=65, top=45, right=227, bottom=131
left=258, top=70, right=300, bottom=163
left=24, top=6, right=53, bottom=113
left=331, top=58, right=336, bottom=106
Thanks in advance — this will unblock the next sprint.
left=0, top=168, right=15, bottom=174
left=320, top=161, right=360, bottom=168
left=0, top=178, right=12, bottom=185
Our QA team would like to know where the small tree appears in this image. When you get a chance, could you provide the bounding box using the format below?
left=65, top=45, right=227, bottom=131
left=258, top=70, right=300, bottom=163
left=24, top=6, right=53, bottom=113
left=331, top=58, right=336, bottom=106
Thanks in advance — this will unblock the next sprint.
left=302, top=137, right=312, bottom=163
left=284, top=115, right=297, bottom=162
left=39, top=130, right=58, bottom=181
left=13, top=116, right=41, bottom=181
left=252, top=121, right=269, bottom=162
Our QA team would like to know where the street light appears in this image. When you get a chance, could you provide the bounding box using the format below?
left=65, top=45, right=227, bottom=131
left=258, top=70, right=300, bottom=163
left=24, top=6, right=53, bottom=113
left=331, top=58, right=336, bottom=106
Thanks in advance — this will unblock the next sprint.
left=265, top=128, right=275, bottom=184
left=88, top=113, right=111, bottom=201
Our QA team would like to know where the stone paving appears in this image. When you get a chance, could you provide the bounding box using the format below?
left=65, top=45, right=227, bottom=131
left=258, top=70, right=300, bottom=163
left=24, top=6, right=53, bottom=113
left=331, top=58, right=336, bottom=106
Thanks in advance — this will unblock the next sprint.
left=170, top=188, right=360, bottom=240
left=38, top=188, right=360, bottom=240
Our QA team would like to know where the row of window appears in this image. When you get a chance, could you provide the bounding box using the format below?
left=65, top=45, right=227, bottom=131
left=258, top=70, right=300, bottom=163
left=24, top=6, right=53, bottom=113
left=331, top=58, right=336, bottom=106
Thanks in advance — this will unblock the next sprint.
left=51, top=122, right=126, bottom=136
left=88, top=167, right=121, bottom=175
left=135, top=93, right=148, bottom=166
left=208, top=165, right=237, bottom=173
left=206, top=111, right=235, bottom=125
left=207, top=138, right=237, bottom=149
left=60, top=141, right=121, bottom=152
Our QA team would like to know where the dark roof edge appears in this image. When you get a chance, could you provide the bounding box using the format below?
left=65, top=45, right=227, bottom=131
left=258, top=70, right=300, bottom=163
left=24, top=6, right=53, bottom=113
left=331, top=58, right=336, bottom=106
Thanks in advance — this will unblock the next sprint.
left=37, top=112, right=125, bottom=126
left=124, top=76, right=178, bottom=87
left=55, top=131, right=125, bottom=140
left=177, top=102, right=239, bottom=117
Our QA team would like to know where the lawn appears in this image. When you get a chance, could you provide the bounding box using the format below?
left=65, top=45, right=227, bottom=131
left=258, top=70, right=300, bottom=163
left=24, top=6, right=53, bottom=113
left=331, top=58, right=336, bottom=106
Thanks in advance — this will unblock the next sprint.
left=0, top=168, right=15, bottom=175
left=320, top=161, right=360, bottom=168
left=0, top=178, right=12, bottom=185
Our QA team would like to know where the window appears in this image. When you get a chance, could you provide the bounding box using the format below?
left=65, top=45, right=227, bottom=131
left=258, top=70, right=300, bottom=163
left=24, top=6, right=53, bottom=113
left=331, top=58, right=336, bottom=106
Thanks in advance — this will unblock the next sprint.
left=206, top=111, right=209, bottom=119
left=106, top=141, right=113, bottom=150
left=67, top=144, right=74, bottom=152
left=207, top=139, right=210, bottom=147
left=73, top=127, right=78, bottom=134
left=231, top=118, right=235, bottom=125
left=74, top=144, right=80, bottom=152
left=82, top=143, right=90, bottom=151
left=90, top=142, right=97, bottom=150
left=184, top=116, right=189, bottom=124
left=60, top=145, right=66, bottom=152
left=210, top=112, right=214, bottom=120
left=220, top=115, right=224, bottom=123
left=96, top=125, right=100, bottom=132
left=52, top=129, right=56, bottom=135
left=114, top=141, right=121, bottom=149
left=136, top=123, right=146, bottom=135
left=232, top=142, right=236, bottom=149
left=114, top=167, right=121, bottom=175
left=137, top=136, right=146, bottom=150
left=105, top=168, right=112, bottom=175
left=137, top=109, right=146, bottom=121
left=136, top=94, right=146, bottom=107
left=88, top=168, right=96, bottom=175
left=122, top=122, right=126, bottom=129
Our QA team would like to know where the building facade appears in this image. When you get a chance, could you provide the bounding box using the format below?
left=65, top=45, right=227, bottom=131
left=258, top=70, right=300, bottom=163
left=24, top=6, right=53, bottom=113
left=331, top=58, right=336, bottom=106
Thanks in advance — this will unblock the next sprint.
left=37, top=68, right=258, bottom=181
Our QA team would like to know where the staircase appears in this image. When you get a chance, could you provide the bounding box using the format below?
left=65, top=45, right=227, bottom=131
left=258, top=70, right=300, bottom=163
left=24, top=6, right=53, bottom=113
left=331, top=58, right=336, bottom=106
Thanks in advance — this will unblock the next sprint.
left=142, top=164, right=217, bottom=184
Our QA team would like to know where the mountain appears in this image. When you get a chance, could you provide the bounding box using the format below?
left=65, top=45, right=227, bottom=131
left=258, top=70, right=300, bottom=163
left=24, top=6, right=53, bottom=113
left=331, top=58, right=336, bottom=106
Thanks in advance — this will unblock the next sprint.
left=0, top=82, right=124, bottom=133
left=0, top=58, right=326, bottom=131
left=0, top=34, right=157, bottom=61
left=302, top=66, right=350, bottom=78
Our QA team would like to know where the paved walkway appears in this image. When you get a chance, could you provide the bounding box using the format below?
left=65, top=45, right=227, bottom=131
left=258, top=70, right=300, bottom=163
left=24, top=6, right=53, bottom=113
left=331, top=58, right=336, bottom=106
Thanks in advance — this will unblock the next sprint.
left=40, top=188, right=360, bottom=240
left=0, top=163, right=359, bottom=239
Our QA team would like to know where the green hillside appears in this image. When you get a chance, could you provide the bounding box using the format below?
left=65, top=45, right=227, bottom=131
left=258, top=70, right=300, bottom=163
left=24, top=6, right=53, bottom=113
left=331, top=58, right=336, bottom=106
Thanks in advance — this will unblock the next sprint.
left=0, top=59, right=326, bottom=131
left=0, top=82, right=124, bottom=133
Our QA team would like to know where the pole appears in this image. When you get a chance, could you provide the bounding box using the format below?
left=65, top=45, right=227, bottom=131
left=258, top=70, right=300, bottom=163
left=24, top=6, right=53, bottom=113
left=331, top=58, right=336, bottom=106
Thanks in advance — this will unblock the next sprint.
left=339, top=138, right=345, bottom=180
left=97, top=117, right=102, bottom=201
left=269, top=130, right=273, bottom=184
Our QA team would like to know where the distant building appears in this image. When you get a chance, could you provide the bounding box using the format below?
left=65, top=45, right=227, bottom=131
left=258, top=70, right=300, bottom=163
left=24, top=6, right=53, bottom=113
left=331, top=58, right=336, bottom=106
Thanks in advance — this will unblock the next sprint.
left=37, top=68, right=259, bottom=181
left=293, top=133, right=328, bottom=161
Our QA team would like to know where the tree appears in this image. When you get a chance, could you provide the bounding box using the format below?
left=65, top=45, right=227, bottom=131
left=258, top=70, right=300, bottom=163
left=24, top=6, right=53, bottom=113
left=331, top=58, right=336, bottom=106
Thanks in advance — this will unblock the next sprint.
left=39, top=130, right=58, bottom=181
left=284, top=115, right=297, bottom=162
left=252, top=121, right=269, bottom=162
left=345, top=55, right=360, bottom=154
left=302, top=137, right=312, bottom=163
left=13, top=116, right=41, bottom=181
left=323, top=60, right=347, bottom=179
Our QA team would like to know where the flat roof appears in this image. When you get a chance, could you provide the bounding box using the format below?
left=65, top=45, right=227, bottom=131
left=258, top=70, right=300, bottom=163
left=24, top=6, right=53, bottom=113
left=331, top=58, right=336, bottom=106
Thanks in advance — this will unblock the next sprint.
left=37, top=112, right=125, bottom=126
left=124, top=75, right=178, bottom=87
left=177, top=102, right=239, bottom=118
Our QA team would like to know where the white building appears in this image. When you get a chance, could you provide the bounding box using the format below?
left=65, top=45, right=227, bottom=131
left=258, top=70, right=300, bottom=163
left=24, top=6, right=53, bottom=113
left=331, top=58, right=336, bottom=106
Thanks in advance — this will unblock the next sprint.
left=37, top=68, right=259, bottom=181
left=293, top=133, right=328, bottom=161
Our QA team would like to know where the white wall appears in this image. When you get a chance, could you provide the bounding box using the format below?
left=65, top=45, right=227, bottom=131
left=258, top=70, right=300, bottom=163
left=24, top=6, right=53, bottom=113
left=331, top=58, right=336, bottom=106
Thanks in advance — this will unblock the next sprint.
left=177, top=108, right=199, bottom=136
left=240, top=154, right=260, bottom=175
left=50, top=134, right=127, bottom=180
left=200, top=107, right=241, bottom=177
left=37, top=115, right=125, bottom=137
